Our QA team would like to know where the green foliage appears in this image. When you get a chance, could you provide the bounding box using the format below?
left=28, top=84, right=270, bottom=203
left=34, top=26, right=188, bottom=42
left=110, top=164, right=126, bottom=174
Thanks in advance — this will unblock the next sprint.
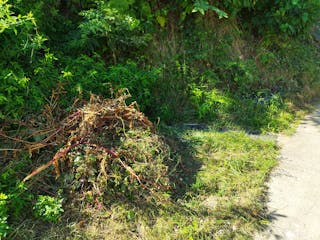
left=0, top=68, right=29, bottom=119
left=33, top=195, right=64, bottom=223
left=216, top=0, right=320, bottom=36
left=192, top=0, right=228, bottom=19
left=0, top=0, right=34, bottom=33
left=231, top=94, right=295, bottom=133
left=0, top=0, right=35, bottom=34
left=108, top=0, right=135, bottom=12
left=0, top=155, right=36, bottom=238
left=105, top=62, right=160, bottom=113
left=0, top=0, right=46, bottom=61
left=190, top=84, right=233, bottom=120
left=220, top=60, right=258, bottom=93
left=76, top=1, right=151, bottom=61
left=1, top=0, right=318, bottom=125
left=254, top=0, right=320, bottom=36
left=0, top=0, right=46, bottom=119
left=190, top=83, right=297, bottom=133
left=0, top=193, right=9, bottom=238
left=221, top=0, right=257, bottom=14
left=61, top=55, right=109, bottom=101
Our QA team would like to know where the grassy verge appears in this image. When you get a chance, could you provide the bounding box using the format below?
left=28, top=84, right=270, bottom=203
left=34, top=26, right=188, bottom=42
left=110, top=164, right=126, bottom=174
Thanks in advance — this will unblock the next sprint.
left=8, top=128, right=278, bottom=240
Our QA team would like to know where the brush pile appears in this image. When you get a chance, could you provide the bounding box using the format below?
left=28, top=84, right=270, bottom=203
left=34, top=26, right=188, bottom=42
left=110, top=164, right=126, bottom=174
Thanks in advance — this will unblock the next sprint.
left=21, top=90, right=171, bottom=205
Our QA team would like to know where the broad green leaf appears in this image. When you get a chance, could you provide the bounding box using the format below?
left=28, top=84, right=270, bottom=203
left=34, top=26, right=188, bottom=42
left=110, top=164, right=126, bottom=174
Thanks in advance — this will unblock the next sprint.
left=192, top=0, right=228, bottom=18
left=156, top=15, right=166, bottom=28
left=302, top=13, right=309, bottom=23
left=192, top=0, right=209, bottom=15
left=210, top=6, right=228, bottom=19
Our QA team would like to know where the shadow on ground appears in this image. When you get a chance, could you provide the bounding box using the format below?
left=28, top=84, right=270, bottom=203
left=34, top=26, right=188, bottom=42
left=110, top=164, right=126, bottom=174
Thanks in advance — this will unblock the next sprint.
left=162, top=127, right=202, bottom=199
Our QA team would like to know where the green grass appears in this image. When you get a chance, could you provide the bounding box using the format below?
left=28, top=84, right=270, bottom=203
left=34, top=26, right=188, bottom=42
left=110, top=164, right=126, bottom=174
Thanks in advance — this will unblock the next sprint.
left=9, top=128, right=278, bottom=240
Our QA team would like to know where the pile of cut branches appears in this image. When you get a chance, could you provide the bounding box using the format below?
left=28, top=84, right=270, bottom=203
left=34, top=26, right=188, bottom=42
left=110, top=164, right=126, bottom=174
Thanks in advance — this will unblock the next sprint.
left=16, top=90, right=171, bottom=205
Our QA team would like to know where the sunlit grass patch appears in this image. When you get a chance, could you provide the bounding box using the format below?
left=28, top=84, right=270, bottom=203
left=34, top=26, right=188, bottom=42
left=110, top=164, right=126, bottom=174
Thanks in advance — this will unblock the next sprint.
left=168, top=130, right=278, bottom=239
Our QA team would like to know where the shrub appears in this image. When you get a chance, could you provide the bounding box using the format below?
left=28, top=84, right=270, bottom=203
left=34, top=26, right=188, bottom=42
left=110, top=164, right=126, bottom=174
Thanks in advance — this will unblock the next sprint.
left=0, top=0, right=46, bottom=119
left=33, top=195, right=64, bottom=223
left=61, top=55, right=109, bottom=101
left=253, top=0, right=320, bottom=36
left=219, top=0, right=320, bottom=36
left=105, top=62, right=160, bottom=113
left=0, top=157, right=35, bottom=237
left=0, top=67, right=30, bottom=119
left=76, top=1, right=151, bottom=61
left=190, top=84, right=233, bottom=120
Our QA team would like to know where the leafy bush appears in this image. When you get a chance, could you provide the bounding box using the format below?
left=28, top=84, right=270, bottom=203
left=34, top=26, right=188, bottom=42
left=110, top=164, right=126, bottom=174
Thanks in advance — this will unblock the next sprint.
left=0, top=67, right=30, bottom=119
left=190, top=84, right=233, bottom=120
left=76, top=1, right=151, bottom=61
left=215, top=0, right=320, bottom=37
left=33, top=195, right=64, bottom=223
left=253, top=0, right=320, bottom=36
left=0, top=0, right=46, bottom=119
left=105, top=62, right=160, bottom=113
left=231, top=94, right=294, bottom=132
left=61, top=55, right=109, bottom=101
left=192, top=0, right=228, bottom=18
left=219, top=60, right=259, bottom=93
left=190, top=81, right=295, bottom=132
left=0, top=156, right=34, bottom=233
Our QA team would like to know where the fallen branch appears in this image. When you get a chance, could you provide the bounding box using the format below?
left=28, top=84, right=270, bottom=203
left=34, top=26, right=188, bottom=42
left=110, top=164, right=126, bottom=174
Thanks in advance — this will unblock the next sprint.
left=23, top=140, right=84, bottom=182
left=22, top=140, right=120, bottom=182
left=118, top=158, right=143, bottom=185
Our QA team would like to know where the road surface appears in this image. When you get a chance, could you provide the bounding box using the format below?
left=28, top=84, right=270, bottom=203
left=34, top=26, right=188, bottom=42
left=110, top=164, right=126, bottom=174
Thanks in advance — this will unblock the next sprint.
left=256, top=106, right=320, bottom=240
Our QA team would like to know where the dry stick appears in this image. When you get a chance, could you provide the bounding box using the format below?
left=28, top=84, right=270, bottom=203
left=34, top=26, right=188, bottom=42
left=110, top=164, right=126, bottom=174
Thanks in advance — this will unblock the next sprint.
left=0, top=148, right=22, bottom=151
left=100, top=157, right=108, bottom=180
left=0, top=111, right=81, bottom=155
left=23, top=140, right=83, bottom=182
left=74, top=142, right=144, bottom=187
left=117, top=158, right=143, bottom=186
left=25, top=128, right=56, bottom=139
left=23, top=111, right=82, bottom=154
left=0, top=132, right=32, bottom=144
left=41, top=110, right=81, bottom=144
left=22, top=140, right=119, bottom=182
left=81, top=142, right=119, bottom=158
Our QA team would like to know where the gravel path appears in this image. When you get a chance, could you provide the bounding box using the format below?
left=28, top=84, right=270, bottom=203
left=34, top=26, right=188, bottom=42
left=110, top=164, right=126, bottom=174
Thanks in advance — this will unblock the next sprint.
left=256, top=107, right=320, bottom=240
